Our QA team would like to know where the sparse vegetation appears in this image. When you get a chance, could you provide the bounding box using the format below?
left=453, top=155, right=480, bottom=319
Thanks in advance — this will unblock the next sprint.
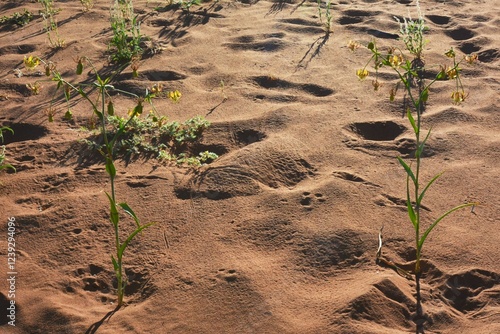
left=109, top=1, right=144, bottom=63
left=351, top=5, right=478, bottom=333
left=25, top=52, right=217, bottom=306
left=0, top=9, right=34, bottom=27
left=79, top=0, right=95, bottom=12
left=82, top=112, right=217, bottom=166
left=317, top=0, right=333, bottom=34
left=37, top=0, right=65, bottom=48
left=0, top=126, right=15, bottom=172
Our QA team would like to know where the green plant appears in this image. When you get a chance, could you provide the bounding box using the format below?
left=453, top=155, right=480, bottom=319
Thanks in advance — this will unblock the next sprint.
left=25, top=56, right=172, bottom=307
left=109, top=9, right=143, bottom=63
left=0, top=127, right=15, bottom=172
left=317, top=0, right=333, bottom=34
left=352, top=11, right=478, bottom=333
left=114, top=0, right=135, bottom=21
left=79, top=0, right=94, bottom=11
left=177, top=0, right=201, bottom=12
left=394, top=0, right=428, bottom=60
left=37, top=0, right=65, bottom=48
left=0, top=9, right=34, bottom=27
left=85, top=111, right=216, bottom=166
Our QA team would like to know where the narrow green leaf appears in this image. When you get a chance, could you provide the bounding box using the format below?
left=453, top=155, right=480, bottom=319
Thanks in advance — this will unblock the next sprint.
left=418, top=203, right=477, bottom=249
left=107, top=100, right=115, bottom=116
left=405, top=173, right=417, bottom=228
left=118, top=202, right=141, bottom=228
left=406, top=108, right=418, bottom=135
left=134, top=102, right=143, bottom=115
left=418, top=171, right=444, bottom=204
left=416, top=128, right=432, bottom=158
left=111, top=255, right=119, bottom=271
left=105, top=158, right=116, bottom=179
left=93, top=107, right=103, bottom=120
left=105, top=192, right=119, bottom=227
left=397, top=156, right=416, bottom=184
left=0, top=164, right=15, bottom=172
left=421, top=88, right=429, bottom=103
left=118, top=222, right=156, bottom=258
left=76, top=61, right=83, bottom=75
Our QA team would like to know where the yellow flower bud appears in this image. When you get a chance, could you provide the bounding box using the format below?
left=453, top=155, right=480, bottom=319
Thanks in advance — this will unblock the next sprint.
left=356, top=69, right=369, bottom=80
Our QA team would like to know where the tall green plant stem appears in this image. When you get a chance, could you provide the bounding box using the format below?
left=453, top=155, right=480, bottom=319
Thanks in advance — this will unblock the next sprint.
left=47, top=59, right=156, bottom=307
left=363, top=45, right=476, bottom=276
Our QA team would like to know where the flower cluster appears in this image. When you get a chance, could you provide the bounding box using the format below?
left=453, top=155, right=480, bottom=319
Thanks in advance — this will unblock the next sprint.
left=350, top=42, right=478, bottom=104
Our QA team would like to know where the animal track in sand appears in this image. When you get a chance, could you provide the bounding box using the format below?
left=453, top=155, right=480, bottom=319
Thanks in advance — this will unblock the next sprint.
left=332, top=171, right=380, bottom=187
left=111, top=69, right=187, bottom=95
left=1, top=123, right=48, bottom=144
left=0, top=82, right=38, bottom=97
left=342, top=121, right=440, bottom=158
left=348, top=121, right=406, bottom=141
left=251, top=76, right=334, bottom=97
left=446, top=27, right=475, bottom=41
left=276, top=18, right=325, bottom=35
left=234, top=218, right=297, bottom=250
left=426, top=15, right=451, bottom=26
left=296, top=229, right=369, bottom=277
left=439, top=269, right=500, bottom=313
left=224, top=33, right=287, bottom=52
left=338, top=9, right=381, bottom=25
left=0, top=43, right=37, bottom=56
left=299, top=191, right=326, bottom=210
left=477, top=48, right=500, bottom=63
left=217, top=269, right=239, bottom=283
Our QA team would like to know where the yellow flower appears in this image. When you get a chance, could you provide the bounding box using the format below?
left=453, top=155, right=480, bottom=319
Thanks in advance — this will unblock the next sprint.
left=150, top=83, right=163, bottom=95
left=445, top=48, right=456, bottom=58
left=26, top=82, right=42, bottom=95
left=446, top=67, right=458, bottom=79
left=347, top=40, right=360, bottom=52
left=389, top=54, right=403, bottom=67
left=168, top=90, right=181, bottom=102
left=356, top=69, right=369, bottom=80
left=24, top=55, right=40, bottom=71
left=464, top=54, right=478, bottom=64
left=389, top=86, right=398, bottom=101
left=451, top=91, right=467, bottom=104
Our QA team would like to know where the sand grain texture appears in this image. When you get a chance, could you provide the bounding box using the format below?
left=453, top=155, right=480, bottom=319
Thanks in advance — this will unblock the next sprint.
left=0, top=0, right=499, bottom=333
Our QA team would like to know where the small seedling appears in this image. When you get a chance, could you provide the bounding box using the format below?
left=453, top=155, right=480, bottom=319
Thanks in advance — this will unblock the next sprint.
left=37, top=0, right=65, bottom=48
left=79, top=0, right=94, bottom=12
left=0, top=127, right=15, bottom=172
left=109, top=10, right=144, bottom=63
left=317, top=0, right=333, bottom=34
left=177, top=0, right=201, bottom=12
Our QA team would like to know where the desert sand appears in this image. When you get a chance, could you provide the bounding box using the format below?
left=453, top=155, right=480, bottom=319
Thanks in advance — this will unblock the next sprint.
left=0, top=0, right=499, bottom=333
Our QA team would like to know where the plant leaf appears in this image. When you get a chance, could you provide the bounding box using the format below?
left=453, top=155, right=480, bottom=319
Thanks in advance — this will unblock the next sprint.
left=111, top=255, right=119, bottom=272
left=117, top=222, right=156, bottom=258
left=105, top=192, right=119, bottom=227
left=105, top=158, right=116, bottom=180
left=418, top=171, right=444, bottom=204
left=397, top=156, right=416, bottom=184
left=118, top=202, right=141, bottom=228
left=416, top=128, right=432, bottom=158
left=405, top=173, right=417, bottom=228
left=406, top=108, right=418, bottom=135
left=418, top=203, right=477, bottom=249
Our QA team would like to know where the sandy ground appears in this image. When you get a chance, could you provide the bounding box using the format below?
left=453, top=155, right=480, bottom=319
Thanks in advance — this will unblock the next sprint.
left=0, top=0, right=499, bottom=333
